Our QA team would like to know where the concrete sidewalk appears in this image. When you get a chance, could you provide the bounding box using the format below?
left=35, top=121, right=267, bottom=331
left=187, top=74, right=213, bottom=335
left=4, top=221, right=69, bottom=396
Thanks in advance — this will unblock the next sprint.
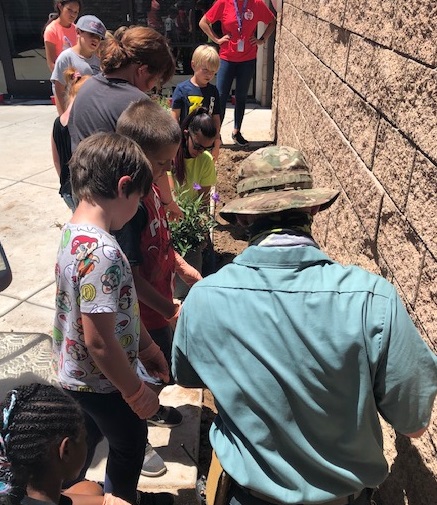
left=0, top=100, right=273, bottom=502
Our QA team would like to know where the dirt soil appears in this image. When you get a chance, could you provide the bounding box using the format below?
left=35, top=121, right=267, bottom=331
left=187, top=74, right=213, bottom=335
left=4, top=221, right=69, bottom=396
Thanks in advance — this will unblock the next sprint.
left=196, top=145, right=436, bottom=505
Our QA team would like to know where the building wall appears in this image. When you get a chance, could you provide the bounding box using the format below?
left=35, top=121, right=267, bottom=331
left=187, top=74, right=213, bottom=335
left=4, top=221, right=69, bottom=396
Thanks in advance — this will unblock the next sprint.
left=271, top=0, right=436, bottom=485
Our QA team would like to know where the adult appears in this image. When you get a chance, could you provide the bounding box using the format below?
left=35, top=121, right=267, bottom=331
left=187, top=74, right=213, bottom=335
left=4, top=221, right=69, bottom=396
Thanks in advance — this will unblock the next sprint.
left=172, top=146, right=437, bottom=505
left=68, top=25, right=180, bottom=218
left=68, top=25, right=174, bottom=150
left=199, top=0, right=276, bottom=146
left=43, top=0, right=82, bottom=72
left=51, top=14, right=106, bottom=115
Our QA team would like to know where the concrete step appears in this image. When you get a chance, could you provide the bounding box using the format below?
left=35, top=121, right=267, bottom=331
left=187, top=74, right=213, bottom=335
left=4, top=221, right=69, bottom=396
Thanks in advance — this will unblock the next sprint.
left=86, top=384, right=203, bottom=500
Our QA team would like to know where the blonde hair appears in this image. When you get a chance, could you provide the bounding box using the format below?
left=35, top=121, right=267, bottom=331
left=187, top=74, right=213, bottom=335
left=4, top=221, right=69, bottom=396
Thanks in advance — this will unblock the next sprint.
left=63, top=67, right=91, bottom=104
left=191, top=44, right=220, bottom=72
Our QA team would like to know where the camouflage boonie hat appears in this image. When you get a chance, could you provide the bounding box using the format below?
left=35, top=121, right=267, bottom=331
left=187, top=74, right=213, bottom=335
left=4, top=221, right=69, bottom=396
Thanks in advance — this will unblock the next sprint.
left=220, top=146, right=339, bottom=223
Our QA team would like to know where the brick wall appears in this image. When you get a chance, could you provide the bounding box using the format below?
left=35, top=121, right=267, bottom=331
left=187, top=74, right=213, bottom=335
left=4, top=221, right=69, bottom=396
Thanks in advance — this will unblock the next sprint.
left=271, top=0, right=437, bottom=490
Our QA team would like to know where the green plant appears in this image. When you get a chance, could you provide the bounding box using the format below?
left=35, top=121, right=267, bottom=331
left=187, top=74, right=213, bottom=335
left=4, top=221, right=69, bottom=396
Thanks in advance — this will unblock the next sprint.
left=149, top=92, right=172, bottom=111
left=169, top=186, right=217, bottom=257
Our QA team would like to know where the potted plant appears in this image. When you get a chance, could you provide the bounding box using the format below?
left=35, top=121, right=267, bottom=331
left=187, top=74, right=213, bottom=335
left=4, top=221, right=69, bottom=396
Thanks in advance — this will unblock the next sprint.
left=169, top=185, right=218, bottom=298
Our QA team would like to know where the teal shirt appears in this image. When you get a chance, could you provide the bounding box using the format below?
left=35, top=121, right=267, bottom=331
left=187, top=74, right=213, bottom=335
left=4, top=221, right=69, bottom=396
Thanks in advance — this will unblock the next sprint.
left=173, top=244, right=437, bottom=503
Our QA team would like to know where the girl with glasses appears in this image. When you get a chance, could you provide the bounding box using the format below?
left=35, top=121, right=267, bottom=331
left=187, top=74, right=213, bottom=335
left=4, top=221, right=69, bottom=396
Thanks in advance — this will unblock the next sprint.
left=172, top=107, right=217, bottom=203
left=172, top=107, right=218, bottom=277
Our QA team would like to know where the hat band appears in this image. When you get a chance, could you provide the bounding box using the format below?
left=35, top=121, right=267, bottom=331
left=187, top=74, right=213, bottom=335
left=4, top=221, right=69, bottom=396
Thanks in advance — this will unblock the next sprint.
left=241, top=180, right=313, bottom=197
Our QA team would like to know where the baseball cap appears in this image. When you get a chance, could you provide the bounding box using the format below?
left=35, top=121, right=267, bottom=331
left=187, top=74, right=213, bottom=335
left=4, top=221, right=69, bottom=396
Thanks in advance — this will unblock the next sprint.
left=76, top=15, right=106, bottom=39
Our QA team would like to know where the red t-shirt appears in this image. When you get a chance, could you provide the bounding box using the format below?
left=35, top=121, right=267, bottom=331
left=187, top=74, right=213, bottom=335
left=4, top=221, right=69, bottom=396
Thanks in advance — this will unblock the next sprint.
left=205, top=0, right=275, bottom=62
left=138, top=185, right=176, bottom=330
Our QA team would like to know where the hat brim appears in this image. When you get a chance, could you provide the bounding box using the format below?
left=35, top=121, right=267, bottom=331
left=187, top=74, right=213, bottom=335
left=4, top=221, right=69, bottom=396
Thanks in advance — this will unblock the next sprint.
left=219, top=188, right=340, bottom=224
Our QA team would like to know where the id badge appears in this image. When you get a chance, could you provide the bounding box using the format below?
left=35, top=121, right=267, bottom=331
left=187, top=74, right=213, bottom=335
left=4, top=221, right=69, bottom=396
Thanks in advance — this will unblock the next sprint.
left=237, top=38, right=245, bottom=52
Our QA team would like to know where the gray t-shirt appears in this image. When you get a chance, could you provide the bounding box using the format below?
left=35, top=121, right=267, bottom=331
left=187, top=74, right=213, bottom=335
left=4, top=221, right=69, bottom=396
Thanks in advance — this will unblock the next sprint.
left=51, top=47, right=101, bottom=85
left=68, top=73, right=147, bottom=151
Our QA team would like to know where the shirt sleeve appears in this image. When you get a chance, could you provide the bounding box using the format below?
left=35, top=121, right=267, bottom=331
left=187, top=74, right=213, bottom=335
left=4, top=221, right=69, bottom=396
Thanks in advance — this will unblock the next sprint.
left=113, top=204, right=148, bottom=266
left=43, top=22, right=57, bottom=43
left=255, top=0, right=276, bottom=23
left=373, top=288, right=437, bottom=434
left=172, top=299, right=205, bottom=387
left=212, top=86, right=221, bottom=116
left=51, top=52, right=68, bottom=84
left=205, top=0, right=225, bottom=24
left=171, top=83, right=184, bottom=111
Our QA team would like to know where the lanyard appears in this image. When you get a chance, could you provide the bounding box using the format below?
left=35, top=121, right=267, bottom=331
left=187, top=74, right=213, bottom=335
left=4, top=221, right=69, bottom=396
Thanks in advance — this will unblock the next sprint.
left=233, top=0, right=248, bottom=34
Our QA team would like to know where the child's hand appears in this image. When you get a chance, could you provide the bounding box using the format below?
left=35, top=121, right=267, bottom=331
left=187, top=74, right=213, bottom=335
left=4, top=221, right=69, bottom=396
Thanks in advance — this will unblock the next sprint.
left=139, top=342, right=170, bottom=382
left=175, top=252, right=202, bottom=285
left=122, top=382, right=159, bottom=419
left=165, top=301, right=182, bottom=330
left=165, top=200, right=183, bottom=222
left=212, top=144, right=220, bottom=162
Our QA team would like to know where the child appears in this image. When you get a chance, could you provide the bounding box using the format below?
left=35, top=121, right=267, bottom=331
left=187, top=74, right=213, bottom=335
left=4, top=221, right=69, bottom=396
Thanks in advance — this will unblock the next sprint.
left=53, top=132, right=172, bottom=505
left=51, top=68, right=90, bottom=211
left=51, top=15, right=106, bottom=115
left=172, top=107, right=218, bottom=278
left=115, top=100, right=202, bottom=476
left=43, top=0, right=82, bottom=72
left=171, top=44, right=221, bottom=160
left=0, top=382, right=125, bottom=505
left=172, top=107, right=217, bottom=202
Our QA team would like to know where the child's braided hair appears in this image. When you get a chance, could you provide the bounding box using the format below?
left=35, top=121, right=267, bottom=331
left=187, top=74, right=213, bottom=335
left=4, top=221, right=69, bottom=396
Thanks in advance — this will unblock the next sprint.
left=0, top=383, right=84, bottom=505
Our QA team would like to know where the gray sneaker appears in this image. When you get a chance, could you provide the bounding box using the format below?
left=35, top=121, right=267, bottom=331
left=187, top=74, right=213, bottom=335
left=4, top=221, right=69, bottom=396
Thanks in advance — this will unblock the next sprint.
left=141, top=443, right=167, bottom=477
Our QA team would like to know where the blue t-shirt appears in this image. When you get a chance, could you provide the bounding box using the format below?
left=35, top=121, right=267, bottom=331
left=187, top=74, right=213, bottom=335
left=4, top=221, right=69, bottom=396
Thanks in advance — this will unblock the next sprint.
left=172, top=79, right=220, bottom=123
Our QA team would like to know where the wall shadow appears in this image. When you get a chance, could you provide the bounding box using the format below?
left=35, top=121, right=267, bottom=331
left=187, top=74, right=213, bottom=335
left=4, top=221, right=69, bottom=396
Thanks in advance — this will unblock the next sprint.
left=374, top=434, right=437, bottom=505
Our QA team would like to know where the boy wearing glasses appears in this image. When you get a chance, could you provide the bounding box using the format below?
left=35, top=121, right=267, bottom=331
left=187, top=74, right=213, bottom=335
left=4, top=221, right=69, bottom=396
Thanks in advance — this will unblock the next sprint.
left=171, top=44, right=222, bottom=160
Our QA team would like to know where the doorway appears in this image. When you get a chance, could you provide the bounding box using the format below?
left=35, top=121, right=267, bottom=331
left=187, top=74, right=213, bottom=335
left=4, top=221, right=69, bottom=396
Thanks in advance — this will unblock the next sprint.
left=0, top=0, right=133, bottom=98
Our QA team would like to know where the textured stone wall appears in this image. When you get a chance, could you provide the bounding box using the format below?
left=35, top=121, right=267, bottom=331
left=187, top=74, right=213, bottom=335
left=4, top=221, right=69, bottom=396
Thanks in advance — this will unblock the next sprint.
left=271, top=0, right=437, bottom=492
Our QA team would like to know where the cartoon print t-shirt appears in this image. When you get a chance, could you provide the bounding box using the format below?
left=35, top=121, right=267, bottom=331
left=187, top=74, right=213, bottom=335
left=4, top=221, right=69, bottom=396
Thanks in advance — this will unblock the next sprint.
left=53, top=223, right=140, bottom=393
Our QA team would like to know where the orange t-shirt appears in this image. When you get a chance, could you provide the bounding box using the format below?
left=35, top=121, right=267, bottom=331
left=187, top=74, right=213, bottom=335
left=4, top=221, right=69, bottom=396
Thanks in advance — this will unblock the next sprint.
left=44, top=20, right=78, bottom=59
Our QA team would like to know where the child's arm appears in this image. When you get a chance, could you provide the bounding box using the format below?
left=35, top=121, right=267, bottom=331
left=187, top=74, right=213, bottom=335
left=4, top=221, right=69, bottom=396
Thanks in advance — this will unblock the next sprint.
left=171, top=108, right=181, bottom=123
left=44, top=41, right=57, bottom=71
left=51, top=131, right=61, bottom=178
left=174, top=252, right=202, bottom=286
left=54, top=80, right=67, bottom=115
left=132, top=266, right=180, bottom=320
left=138, top=320, right=171, bottom=379
left=157, top=172, right=183, bottom=221
left=82, top=312, right=159, bottom=417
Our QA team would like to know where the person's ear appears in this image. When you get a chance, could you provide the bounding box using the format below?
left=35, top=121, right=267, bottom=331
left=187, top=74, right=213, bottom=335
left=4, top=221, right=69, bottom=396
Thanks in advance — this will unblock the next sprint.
left=309, top=205, right=320, bottom=216
left=59, top=436, right=71, bottom=462
left=118, top=175, right=132, bottom=197
left=191, top=61, right=196, bottom=72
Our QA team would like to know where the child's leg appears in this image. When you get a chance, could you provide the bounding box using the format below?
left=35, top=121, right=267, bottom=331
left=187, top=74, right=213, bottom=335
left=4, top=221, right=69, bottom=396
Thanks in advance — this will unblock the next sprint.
left=70, top=391, right=147, bottom=504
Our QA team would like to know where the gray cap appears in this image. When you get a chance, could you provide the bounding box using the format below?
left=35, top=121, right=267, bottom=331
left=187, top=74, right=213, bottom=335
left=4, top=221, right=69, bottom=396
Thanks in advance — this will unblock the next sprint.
left=76, top=15, right=106, bottom=39
left=220, top=146, right=340, bottom=223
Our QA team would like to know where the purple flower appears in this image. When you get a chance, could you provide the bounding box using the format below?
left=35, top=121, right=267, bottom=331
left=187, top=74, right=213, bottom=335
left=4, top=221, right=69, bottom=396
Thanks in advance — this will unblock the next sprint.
left=193, top=182, right=202, bottom=190
left=211, top=192, right=220, bottom=202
